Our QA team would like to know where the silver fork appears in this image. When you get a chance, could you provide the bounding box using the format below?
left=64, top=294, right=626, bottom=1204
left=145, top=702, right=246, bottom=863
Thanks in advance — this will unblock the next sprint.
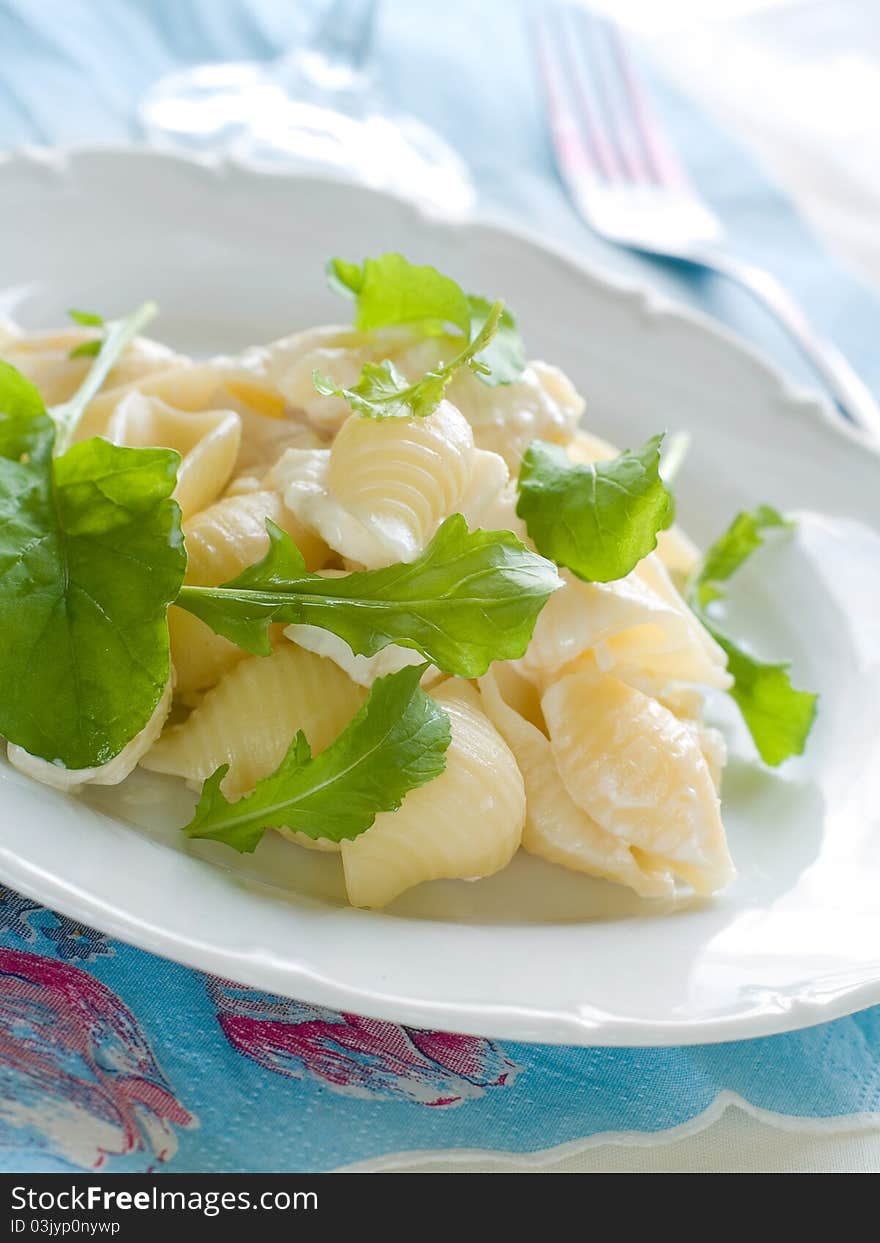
left=535, top=4, right=880, bottom=442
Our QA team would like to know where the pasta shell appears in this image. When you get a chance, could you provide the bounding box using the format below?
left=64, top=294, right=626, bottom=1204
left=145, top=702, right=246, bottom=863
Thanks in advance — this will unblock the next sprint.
left=106, top=391, right=241, bottom=519
left=276, top=402, right=476, bottom=568
left=327, top=403, right=473, bottom=560
left=517, top=565, right=731, bottom=690
left=564, top=426, right=619, bottom=464
left=456, top=362, right=583, bottom=468
left=83, top=358, right=321, bottom=478
left=655, top=526, right=700, bottom=579
left=456, top=449, right=510, bottom=530
left=2, top=328, right=182, bottom=410
left=183, top=489, right=326, bottom=586
left=478, top=667, right=673, bottom=897
left=541, top=663, right=734, bottom=894
left=393, top=338, right=584, bottom=470
left=142, top=643, right=365, bottom=799
left=226, top=325, right=390, bottom=436
left=170, top=491, right=329, bottom=697
left=341, top=680, right=525, bottom=909
left=470, top=481, right=530, bottom=544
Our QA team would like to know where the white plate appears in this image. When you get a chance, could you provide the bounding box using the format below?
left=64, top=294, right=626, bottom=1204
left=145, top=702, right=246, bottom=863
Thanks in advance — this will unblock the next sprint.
left=2, top=147, right=879, bottom=1047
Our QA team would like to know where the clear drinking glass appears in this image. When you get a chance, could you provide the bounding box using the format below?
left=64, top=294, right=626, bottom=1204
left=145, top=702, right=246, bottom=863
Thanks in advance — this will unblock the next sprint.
left=139, top=0, right=475, bottom=217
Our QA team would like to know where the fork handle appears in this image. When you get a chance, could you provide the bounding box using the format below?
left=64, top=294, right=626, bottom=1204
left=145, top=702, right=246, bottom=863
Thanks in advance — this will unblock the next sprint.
left=697, top=248, right=880, bottom=442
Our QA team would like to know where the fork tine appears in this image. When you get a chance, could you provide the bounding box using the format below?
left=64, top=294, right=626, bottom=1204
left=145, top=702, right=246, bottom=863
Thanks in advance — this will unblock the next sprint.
left=556, top=6, right=624, bottom=183
left=533, top=9, right=598, bottom=187
left=603, top=17, right=691, bottom=189
left=574, top=10, right=650, bottom=184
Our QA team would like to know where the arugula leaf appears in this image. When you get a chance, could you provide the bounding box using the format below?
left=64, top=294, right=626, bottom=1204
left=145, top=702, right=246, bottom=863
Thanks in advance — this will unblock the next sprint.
left=313, top=357, right=445, bottom=421
left=184, top=664, right=451, bottom=853
left=53, top=301, right=157, bottom=454
left=0, top=361, right=185, bottom=769
left=327, top=253, right=526, bottom=386
left=711, top=633, right=817, bottom=767
left=313, top=301, right=503, bottom=420
left=689, top=506, right=817, bottom=766
left=516, top=434, right=674, bottom=583
left=176, top=512, right=562, bottom=678
left=467, top=294, right=525, bottom=386
left=692, top=505, right=789, bottom=609
left=69, top=340, right=103, bottom=359
left=67, top=308, right=107, bottom=358
left=68, top=309, right=105, bottom=327
left=328, top=253, right=471, bottom=338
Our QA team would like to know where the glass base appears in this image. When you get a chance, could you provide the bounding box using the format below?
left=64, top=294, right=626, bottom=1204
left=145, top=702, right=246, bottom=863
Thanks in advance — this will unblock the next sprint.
left=140, top=62, right=475, bottom=219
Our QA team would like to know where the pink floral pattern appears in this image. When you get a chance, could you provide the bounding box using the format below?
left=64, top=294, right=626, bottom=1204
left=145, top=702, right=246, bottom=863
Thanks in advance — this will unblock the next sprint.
left=0, top=948, right=195, bottom=1168
left=207, top=978, right=520, bottom=1106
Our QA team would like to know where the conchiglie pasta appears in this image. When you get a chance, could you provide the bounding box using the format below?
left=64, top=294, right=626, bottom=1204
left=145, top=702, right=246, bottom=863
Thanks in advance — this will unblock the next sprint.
left=276, top=401, right=480, bottom=567
left=5, top=306, right=739, bottom=909
left=225, top=325, right=393, bottom=436
left=478, top=667, right=674, bottom=897
left=341, top=680, right=525, bottom=908
left=457, top=449, right=510, bottom=530
left=231, top=406, right=325, bottom=479
left=564, top=426, right=619, bottom=464
left=471, top=481, right=530, bottom=544
left=81, top=361, right=225, bottom=439
left=517, top=564, right=730, bottom=691
left=327, top=403, right=473, bottom=560
left=170, top=491, right=329, bottom=697
left=655, top=526, right=700, bottom=579
left=106, top=391, right=241, bottom=519
left=183, top=489, right=327, bottom=585
left=264, top=330, right=377, bottom=433
left=541, top=662, right=734, bottom=894
left=82, top=358, right=323, bottom=477
left=141, top=644, right=365, bottom=799
left=2, top=328, right=182, bottom=411
left=393, top=338, right=584, bottom=470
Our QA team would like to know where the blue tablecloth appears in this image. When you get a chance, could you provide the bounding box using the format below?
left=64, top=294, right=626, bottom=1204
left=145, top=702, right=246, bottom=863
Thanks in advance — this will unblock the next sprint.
left=1, top=0, right=879, bottom=1173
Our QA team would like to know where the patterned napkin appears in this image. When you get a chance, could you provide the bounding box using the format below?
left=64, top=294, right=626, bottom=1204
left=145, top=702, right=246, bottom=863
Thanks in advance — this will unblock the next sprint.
left=1, top=0, right=879, bottom=1172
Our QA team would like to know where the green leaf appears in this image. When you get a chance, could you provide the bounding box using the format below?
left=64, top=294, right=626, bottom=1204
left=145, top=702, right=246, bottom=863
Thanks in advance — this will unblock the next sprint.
left=688, top=506, right=817, bottom=766
left=313, top=358, right=447, bottom=421
left=516, top=434, right=674, bottom=583
left=709, top=629, right=817, bottom=767
left=0, top=360, right=186, bottom=769
left=68, top=340, right=103, bottom=359
left=53, top=301, right=158, bottom=455
left=176, top=512, right=562, bottom=677
left=467, top=294, right=525, bottom=386
left=313, top=301, right=503, bottom=421
left=67, top=309, right=105, bottom=328
left=184, top=664, right=451, bottom=853
left=327, top=254, right=526, bottom=387
left=692, top=504, right=789, bottom=609
left=327, top=253, right=471, bottom=338
left=67, top=309, right=105, bottom=358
